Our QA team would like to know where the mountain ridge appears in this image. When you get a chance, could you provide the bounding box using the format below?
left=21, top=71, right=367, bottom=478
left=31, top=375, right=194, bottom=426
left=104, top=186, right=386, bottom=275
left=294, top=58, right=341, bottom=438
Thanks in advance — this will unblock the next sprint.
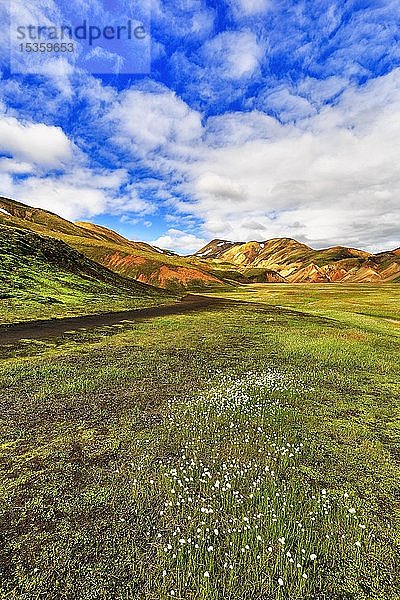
left=194, top=238, right=400, bottom=283
left=1, top=196, right=399, bottom=287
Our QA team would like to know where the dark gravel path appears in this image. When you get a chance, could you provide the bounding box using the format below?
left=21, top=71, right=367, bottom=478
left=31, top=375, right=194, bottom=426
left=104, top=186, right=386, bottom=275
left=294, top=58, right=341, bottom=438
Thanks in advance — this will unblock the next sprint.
left=0, top=295, right=228, bottom=343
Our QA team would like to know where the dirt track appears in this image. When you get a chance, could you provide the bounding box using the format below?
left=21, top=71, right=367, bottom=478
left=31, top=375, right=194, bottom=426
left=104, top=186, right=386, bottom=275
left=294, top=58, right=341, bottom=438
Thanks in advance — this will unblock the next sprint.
left=0, top=295, right=227, bottom=344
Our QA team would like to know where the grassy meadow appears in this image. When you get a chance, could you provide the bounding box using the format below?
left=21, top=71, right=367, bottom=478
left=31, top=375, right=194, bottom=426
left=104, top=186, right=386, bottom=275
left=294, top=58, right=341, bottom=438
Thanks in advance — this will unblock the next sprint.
left=0, top=284, right=399, bottom=599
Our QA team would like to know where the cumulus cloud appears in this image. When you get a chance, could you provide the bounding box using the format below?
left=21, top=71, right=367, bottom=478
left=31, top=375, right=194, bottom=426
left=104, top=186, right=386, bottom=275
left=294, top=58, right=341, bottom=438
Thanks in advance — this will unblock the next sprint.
left=296, top=76, right=347, bottom=106
left=1, top=174, right=108, bottom=221
left=0, top=114, right=74, bottom=168
left=151, top=0, right=215, bottom=42
left=260, top=87, right=316, bottom=122
left=109, top=83, right=203, bottom=158
left=150, top=228, right=207, bottom=254
left=112, top=186, right=156, bottom=215
left=201, top=31, right=264, bottom=80
left=196, top=172, right=245, bottom=200
left=205, top=111, right=285, bottom=146
left=0, top=158, right=33, bottom=174
left=99, top=67, right=400, bottom=253
left=0, top=109, right=129, bottom=222
left=2, top=0, right=399, bottom=254
left=176, top=69, right=400, bottom=252
left=229, top=0, right=272, bottom=17
left=1, top=169, right=157, bottom=224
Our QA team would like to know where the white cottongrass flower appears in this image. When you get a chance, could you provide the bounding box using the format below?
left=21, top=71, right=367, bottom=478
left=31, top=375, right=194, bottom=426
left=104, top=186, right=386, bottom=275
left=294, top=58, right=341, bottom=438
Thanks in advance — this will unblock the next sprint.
left=278, top=577, right=284, bottom=586
left=204, top=571, right=210, bottom=578
left=310, top=553, right=317, bottom=561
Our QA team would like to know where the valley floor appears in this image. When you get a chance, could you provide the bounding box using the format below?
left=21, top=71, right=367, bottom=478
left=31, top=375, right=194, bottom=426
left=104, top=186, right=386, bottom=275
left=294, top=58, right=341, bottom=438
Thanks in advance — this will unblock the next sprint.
left=0, top=284, right=399, bottom=599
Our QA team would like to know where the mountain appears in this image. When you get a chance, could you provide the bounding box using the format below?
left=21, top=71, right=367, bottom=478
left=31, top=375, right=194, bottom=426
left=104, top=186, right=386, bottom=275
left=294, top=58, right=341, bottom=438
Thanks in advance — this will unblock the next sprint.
left=0, top=197, right=225, bottom=291
left=194, top=238, right=400, bottom=283
left=0, top=224, right=170, bottom=324
left=1, top=195, right=398, bottom=288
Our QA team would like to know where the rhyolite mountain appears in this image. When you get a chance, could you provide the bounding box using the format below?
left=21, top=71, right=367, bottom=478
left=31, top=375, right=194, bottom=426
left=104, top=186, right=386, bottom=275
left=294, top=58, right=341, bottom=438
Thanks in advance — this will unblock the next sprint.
left=194, top=238, right=400, bottom=283
left=1, top=195, right=399, bottom=288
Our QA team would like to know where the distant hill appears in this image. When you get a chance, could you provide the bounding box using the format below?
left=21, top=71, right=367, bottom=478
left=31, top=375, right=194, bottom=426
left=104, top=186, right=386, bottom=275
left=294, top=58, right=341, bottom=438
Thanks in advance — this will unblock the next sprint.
left=194, top=238, right=400, bottom=283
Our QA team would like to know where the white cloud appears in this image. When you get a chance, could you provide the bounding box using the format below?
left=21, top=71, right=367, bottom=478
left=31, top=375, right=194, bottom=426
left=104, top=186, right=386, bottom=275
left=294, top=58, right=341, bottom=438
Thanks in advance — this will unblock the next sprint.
left=30, top=59, right=75, bottom=97
left=112, top=186, right=156, bottom=215
left=151, top=0, right=214, bottom=42
left=229, top=0, right=272, bottom=17
left=103, top=69, right=400, bottom=252
left=201, top=31, right=264, bottom=80
left=109, top=84, right=203, bottom=158
left=261, top=87, right=316, bottom=122
left=0, top=158, right=33, bottom=174
left=5, top=66, right=394, bottom=254
left=1, top=175, right=108, bottom=221
left=297, top=76, right=347, bottom=105
left=0, top=114, right=74, bottom=168
left=206, top=111, right=285, bottom=146
left=0, top=156, right=131, bottom=222
left=150, top=228, right=207, bottom=254
left=196, top=172, right=245, bottom=200
left=174, top=69, right=400, bottom=252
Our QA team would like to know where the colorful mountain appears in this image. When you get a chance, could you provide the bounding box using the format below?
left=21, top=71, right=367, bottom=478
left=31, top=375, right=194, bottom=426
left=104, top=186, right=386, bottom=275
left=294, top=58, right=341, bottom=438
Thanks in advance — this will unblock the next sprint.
left=194, top=239, right=400, bottom=283
left=1, top=196, right=399, bottom=288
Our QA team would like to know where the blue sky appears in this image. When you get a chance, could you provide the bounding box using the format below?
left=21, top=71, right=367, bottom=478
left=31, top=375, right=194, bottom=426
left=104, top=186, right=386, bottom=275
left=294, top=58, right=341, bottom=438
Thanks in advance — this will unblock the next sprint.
left=0, top=0, right=399, bottom=253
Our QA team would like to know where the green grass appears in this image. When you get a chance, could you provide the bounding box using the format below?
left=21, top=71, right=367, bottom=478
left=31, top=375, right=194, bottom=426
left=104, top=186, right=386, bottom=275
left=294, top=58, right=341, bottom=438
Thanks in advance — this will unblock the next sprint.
left=0, top=225, right=172, bottom=324
left=0, top=285, right=399, bottom=599
left=0, top=268, right=168, bottom=324
left=207, top=283, right=400, bottom=335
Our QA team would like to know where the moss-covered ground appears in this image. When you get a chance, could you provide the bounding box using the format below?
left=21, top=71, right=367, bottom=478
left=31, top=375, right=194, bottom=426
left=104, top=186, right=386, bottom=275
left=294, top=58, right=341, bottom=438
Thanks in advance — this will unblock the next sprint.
left=0, top=285, right=398, bottom=598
